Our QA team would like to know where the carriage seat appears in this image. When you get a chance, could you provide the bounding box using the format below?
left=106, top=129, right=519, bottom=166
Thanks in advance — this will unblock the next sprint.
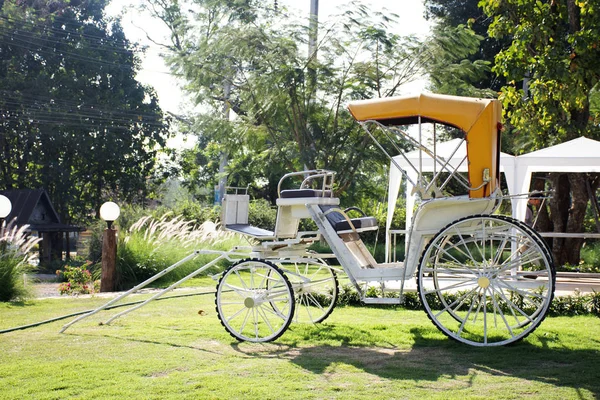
left=280, top=189, right=333, bottom=198
left=320, top=205, right=378, bottom=234
left=276, top=189, right=339, bottom=209
left=221, top=193, right=275, bottom=239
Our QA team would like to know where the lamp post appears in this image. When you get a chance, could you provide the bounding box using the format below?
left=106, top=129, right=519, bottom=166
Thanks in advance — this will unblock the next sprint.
left=99, top=201, right=120, bottom=292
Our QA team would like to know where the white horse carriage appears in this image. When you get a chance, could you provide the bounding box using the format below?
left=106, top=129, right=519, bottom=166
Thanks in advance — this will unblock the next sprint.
left=62, top=93, right=555, bottom=347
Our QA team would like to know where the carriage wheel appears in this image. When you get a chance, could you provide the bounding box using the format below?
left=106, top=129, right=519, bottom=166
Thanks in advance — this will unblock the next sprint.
left=280, top=260, right=339, bottom=324
left=430, top=216, right=554, bottom=328
left=417, top=215, right=555, bottom=346
left=215, top=259, right=295, bottom=342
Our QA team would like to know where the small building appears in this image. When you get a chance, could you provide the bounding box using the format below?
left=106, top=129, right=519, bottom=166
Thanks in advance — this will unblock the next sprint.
left=0, top=189, right=83, bottom=265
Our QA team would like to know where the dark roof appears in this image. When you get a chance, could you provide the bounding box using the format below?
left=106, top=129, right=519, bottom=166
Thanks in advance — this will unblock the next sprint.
left=0, top=189, right=83, bottom=232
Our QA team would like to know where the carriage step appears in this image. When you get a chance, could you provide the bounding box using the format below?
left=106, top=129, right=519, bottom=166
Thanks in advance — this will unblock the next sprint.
left=362, top=297, right=403, bottom=305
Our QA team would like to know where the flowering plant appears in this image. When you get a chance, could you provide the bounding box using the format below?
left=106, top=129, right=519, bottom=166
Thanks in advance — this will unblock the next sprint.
left=56, top=262, right=100, bottom=295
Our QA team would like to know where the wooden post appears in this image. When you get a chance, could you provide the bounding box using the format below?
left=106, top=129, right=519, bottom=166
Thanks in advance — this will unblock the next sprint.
left=100, top=228, right=117, bottom=292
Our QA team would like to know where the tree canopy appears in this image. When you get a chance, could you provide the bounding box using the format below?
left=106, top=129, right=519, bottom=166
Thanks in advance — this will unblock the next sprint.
left=142, top=0, right=427, bottom=203
left=0, top=0, right=170, bottom=222
left=425, top=0, right=508, bottom=92
left=481, top=0, right=600, bottom=265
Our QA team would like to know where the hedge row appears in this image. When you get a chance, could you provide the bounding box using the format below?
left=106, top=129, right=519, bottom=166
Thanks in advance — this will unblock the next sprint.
left=337, top=284, right=600, bottom=317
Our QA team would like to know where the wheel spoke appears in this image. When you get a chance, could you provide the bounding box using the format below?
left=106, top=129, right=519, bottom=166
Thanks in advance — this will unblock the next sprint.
left=457, top=297, right=477, bottom=335
left=253, top=307, right=259, bottom=339
left=490, top=284, right=534, bottom=325
left=226, top=305, right=249, bottom=324
left=234, top=270, right=249, bottom=291
left=434, top=287, right=479, bottom=318
left=423, top=277, right=478, bottom=296
left=490, top=288, right=515, bottom=337
left=238, top=307, right=251, bottom=333
left=257, top=305, right=276, bottom=334
left=483, top=287, right=488, bottom=345
left=495, top=278, right=548, bottom=301
left=221, top=282, right=249, bottom=297
left=452, top=226, right=480, bottom=271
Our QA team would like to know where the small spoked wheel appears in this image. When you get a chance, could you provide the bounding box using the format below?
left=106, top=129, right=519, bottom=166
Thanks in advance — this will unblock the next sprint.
left=280, top=259, right=339, bottom=324
left=215, top=259, right=295, bottom=342
left=417, top=215, right=555, bottom=346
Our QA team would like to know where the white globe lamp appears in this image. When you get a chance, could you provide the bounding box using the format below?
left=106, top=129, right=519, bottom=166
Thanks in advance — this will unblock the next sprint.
left=0, top=195, right=11, bottom=226
left=99, top=201, right=120, bottom=229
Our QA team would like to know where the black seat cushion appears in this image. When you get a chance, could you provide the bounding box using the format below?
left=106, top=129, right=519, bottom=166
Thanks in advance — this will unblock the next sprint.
left=280, top=189, right=333, bottom=198
left=319, top=205, right=378, bottom=232
left=333, top=217, right=378, bottom=232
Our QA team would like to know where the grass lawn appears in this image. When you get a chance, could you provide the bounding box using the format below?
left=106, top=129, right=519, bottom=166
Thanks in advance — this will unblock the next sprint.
left=1, top=282, right=599, bottom=400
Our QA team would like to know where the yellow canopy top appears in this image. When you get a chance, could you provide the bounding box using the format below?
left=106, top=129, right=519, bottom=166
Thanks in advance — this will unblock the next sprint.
left=347, top=93, right=502, bottom=198
left=347, top=92, right=496, bottom=131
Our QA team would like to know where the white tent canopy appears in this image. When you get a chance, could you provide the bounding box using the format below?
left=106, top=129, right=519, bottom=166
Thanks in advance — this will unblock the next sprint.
left=386, top=138, right=516, bottom=257
left=513, top=137, right=600, bottom=222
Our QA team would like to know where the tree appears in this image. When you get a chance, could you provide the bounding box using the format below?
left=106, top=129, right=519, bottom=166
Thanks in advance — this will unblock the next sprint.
left=481, top=0, right=600, bottom=266
left=0, top=0, right=170, bottom=223
left=426, top=24, right=495, bottom=98
left=424, top=0, right=508, bottom=92
left=140, top=0, right=426, bottom=203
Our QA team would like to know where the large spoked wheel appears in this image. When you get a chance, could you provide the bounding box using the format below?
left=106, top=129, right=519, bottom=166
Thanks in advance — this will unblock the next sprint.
left=280, top=260, right=339, bottom=324
left=417, top=215, right=555, bottom=346
left=431, top=217, right=554, bottom=327
left=215, top=259, right=295, bottom=343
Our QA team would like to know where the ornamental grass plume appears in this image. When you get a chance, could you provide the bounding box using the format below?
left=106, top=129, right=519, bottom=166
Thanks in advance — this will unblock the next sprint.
left=127, top=213, right=234, bottom=248
left=0, top=219, right=41, bottom=301
left=116, top=214, right=242, bottom=289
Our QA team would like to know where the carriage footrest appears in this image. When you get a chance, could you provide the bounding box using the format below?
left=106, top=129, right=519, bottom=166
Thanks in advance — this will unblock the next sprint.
left=225, top=224, right=275, bottom=239
left=362, top=297, right=403, bottom=305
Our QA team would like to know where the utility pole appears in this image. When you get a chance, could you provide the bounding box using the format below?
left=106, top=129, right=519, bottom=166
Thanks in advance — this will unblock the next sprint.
left=216, top=78, right=232, bottom=205
left=307, top=0, right=319, bottom=96
left=305, top=0, right=319, bottom=171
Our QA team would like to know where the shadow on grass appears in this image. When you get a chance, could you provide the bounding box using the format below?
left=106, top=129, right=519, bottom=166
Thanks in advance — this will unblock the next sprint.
left=231, top=324, right=600, bottom=397
left=69, top=331, right=226, bottom=356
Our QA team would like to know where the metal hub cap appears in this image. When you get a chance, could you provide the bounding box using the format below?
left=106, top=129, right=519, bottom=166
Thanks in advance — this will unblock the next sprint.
left=244, top=297, right=255, bottom=308
left=477, top=276, right=491, bottom=289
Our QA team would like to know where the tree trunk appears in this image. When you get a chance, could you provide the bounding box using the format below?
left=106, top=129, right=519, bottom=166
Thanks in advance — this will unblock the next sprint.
left=548, top=172, right=591, bottom=267
left=563, top=173, right=587, bottom=265
left=531, top=173, right=553, bottom=233
left=549, top=173, right=570, bottom=266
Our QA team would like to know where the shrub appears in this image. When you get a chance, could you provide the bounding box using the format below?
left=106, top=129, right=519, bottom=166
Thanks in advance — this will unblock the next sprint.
left=0, top=221, right=40, bottom=302
left=86, top=205, right=149, bottom=265
left=335, top=284, right=600, bottom=317
left=248, top=199, right=276, bottom=229
left=577, top=241, right=600, bottom=273
left=56, top=262, right=100, bottom=296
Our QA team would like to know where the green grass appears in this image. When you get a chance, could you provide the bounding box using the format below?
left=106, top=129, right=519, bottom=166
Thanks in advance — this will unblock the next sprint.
left=1, top=289, right=599, bottom=399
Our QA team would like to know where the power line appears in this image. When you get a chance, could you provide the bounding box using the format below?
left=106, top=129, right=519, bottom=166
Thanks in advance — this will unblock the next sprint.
left=0, top=92, right=169, bottom=120
left=0, top=23, right=135, bottom=54
left=0, top=14, right=132, bottom=48
left=0, top=31, right=178, bottom=76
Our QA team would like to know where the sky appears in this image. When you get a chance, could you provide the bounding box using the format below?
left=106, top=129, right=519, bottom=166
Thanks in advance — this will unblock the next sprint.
left=106, top=0, right=431, bottom=146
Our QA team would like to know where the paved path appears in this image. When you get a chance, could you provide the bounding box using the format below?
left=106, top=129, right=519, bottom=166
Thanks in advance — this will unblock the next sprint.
left=554, top=272, right=600, bottom=296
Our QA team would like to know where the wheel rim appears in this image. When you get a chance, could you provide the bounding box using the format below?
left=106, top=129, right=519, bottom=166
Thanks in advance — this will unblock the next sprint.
left=216, top=260, right=295, bottom=342
left=282, top=260, right=339, bottom=324
left=418, top=216, right=555, bottom=346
